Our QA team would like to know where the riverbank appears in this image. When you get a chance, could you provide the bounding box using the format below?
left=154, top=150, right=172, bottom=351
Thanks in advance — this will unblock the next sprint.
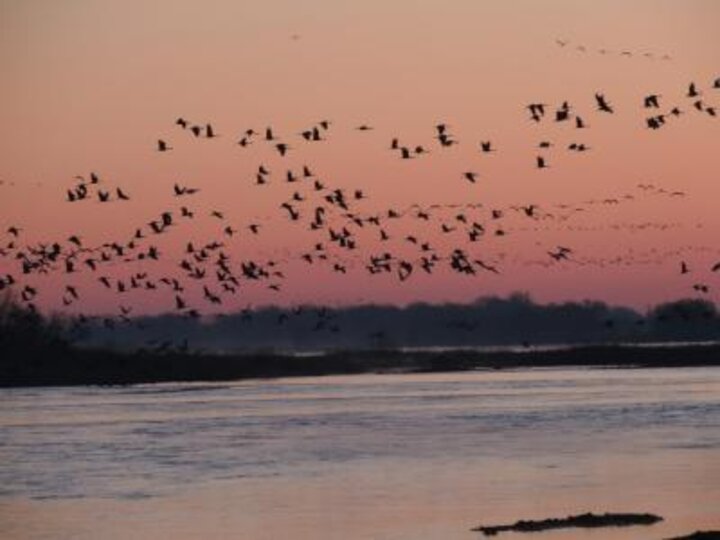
left=2, top=342, right=720, bottom=387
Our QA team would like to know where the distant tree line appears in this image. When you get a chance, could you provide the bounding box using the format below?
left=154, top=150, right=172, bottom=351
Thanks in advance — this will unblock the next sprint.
left=2, top=292, right=720, bottom=387
left=77, top=292, right=720, bottom=353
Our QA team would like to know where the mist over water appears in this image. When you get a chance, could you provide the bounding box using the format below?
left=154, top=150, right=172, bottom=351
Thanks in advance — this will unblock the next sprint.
left=1, top=367, right=719, bottom=539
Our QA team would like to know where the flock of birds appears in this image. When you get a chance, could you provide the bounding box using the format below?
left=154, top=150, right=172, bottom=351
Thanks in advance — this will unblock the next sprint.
left=1, top=75, right=719, bottom=344
left=554, top=38, right=674, bottom=61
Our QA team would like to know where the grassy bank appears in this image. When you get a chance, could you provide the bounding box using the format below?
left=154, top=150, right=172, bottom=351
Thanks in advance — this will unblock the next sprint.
left=2, top=343, right=720, bottom=388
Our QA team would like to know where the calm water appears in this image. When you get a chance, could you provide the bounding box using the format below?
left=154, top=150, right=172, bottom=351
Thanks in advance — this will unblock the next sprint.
left=1, top=367, right=719, bottom=539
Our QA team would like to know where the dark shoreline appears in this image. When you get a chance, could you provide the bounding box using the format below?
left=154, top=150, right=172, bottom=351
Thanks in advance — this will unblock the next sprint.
left=2, top=342, right=720, bottom=388
left=471, top=511, right=663, bottom=536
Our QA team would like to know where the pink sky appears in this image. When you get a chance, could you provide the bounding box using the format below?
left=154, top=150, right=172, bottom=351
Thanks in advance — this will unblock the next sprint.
left=1, top=0, right=719, bottom=315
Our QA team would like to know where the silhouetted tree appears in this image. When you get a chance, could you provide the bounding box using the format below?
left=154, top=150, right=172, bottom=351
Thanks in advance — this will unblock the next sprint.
left=0, top=291, right=70, bottom=360
left=648, top=298, right=720, bottom=340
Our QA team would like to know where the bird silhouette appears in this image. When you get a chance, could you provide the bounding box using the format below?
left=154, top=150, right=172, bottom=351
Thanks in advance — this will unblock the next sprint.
left=595, top=93, right=614, bottom=113
left=527, top=103, right=546, bottom=122
left=644, top=95, right=661, bottom=108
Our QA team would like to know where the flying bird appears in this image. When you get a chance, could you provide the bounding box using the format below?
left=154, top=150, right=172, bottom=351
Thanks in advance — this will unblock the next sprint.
left=643, top=94, right=661, bottom=108
left=527, top=103, right=546, bottom=122
left=595, top=93, right=614, bottom=113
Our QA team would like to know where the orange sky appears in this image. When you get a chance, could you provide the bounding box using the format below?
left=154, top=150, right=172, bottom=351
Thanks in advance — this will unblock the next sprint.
left=1, top=0, right=719, bottom=316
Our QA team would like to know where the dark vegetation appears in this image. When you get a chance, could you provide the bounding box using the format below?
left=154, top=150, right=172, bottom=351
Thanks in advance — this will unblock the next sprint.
left=5, top=341, right=720, bottom=388
left=82, top=293, right=720, bottom=352
left=471, top=512, right=663, bottom=536
left=0, top=293, right=73, bottom=363
left=2, top=293, right=720, bottom=388
left=667, top=533, right=720, bottom=540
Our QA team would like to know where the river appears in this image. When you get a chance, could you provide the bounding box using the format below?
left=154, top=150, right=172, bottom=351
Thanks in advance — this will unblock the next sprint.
left=1, top=367, right=718, bottom=539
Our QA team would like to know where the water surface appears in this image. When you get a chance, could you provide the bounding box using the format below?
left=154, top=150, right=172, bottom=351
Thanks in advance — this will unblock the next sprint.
left=1, top=367, right=718, bottom=539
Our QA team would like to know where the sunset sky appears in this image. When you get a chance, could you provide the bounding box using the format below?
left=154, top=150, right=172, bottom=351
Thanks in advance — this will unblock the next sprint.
left=1, top=0, right=719, bottom=316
